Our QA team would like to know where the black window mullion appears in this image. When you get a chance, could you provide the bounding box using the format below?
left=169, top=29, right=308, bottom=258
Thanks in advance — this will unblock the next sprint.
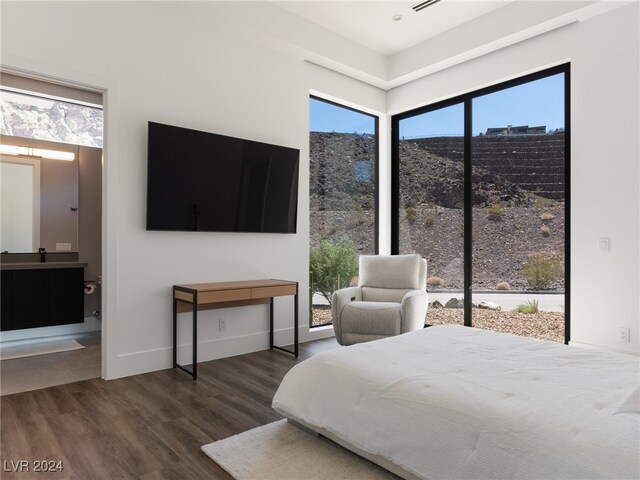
left=391, top=117, right=400, bottom=254
left=564, top=66, right=571, bottom=345
left=374, top=115, right=380, bottom=254
left=463, top=98, right=473, bottom=327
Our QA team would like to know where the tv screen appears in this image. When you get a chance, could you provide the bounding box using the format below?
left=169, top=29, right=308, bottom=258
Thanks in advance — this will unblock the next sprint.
left=146, top=122, right=299, bottom=233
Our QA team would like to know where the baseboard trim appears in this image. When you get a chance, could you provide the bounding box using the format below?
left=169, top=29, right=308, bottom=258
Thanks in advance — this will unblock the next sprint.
left=302, top=324, right=335, bottom=342
left=0, top=317, right=101, bottom=343
left=569, top=340, right=639, bottom=356
left=114, top=326, right=332, bottom=379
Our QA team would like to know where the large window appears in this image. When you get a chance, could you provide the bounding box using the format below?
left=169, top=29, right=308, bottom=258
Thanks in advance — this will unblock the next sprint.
left=393, top=65, right=569, bottom=343
left=309, top=96, right=378, bottom=327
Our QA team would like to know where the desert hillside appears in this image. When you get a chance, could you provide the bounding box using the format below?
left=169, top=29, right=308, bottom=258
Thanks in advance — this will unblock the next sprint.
left=310, top=132, right=565, bottom=291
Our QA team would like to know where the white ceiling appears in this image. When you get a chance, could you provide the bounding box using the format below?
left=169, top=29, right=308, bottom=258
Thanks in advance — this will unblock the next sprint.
left=273, top=1, right=516, bottom=56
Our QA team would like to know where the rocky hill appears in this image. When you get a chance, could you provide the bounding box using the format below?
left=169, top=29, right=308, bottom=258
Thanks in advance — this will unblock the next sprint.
left=0, top=96, right=103, bottom=147
left=310, top=132, right=565, bottom=290
left=411, top=134, right=565, bottom=200
left=310, top=132, right=376, bottom=212
left=398, top=141, right=536, bottom=209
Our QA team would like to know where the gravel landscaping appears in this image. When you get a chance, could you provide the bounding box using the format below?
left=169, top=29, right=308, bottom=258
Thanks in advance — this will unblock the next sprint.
left=311, top=306, right=564, bottom=344
left=427, top=308, right=564, bottom=344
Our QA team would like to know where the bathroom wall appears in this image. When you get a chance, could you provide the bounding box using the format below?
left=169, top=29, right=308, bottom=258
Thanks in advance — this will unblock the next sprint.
left=78, top=146, right=102, bottom=318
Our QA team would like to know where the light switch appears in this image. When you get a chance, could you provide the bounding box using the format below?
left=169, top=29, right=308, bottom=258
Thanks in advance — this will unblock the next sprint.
left=598, top=237, right=610, bottom=252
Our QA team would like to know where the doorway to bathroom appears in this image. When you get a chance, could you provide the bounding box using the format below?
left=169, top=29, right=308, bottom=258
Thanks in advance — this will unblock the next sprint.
left=0, top=73, right=104, bottom=395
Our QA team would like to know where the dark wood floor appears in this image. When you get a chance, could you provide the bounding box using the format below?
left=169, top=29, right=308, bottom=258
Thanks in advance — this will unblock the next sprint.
left=0, top=338, right=340, bottom=479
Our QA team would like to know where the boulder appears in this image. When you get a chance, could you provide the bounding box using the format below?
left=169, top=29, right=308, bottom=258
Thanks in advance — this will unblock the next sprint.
left=478, top=301, right=501, bottom=311
left=445, top=298, right=464, bottom=309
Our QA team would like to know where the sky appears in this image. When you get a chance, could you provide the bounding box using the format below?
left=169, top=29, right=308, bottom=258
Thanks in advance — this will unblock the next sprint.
left=310, top=73, right=564, bottom=138
left=309, top=99, right=376, bottom=134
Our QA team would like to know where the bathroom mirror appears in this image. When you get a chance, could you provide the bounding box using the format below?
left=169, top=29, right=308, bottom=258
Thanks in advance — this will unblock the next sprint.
left=0, top=148, right=79, bottom=254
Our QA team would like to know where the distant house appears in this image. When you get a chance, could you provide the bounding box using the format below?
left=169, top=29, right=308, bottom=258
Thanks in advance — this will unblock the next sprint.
left=485, top=125, right=546, bottom=136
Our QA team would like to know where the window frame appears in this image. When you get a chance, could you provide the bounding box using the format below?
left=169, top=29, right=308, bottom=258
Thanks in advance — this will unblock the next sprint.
left=391, top=63, right=570, bottom=343
left=309, top=95, right=380, bottom=328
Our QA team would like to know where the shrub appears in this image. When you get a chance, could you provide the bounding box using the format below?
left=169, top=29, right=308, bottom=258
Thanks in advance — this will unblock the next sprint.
left=496, top=281, right=511, bottom=290
left=427, top=276, right=444, bottom=288
left=348, top=218, right=365, bottom=228
left=326, top=224, right=337, bottom=235
left=541, top=225, right=551, bottom=236
left=352, top=203, right=363, bottom=212
left=533, top=196, right=558, bottom=209
left=515, top=299, right=539, bottom=314
left=404, top=198, right=416, bottom=209
left=540, top=212, right=556, bottom=221
left=425, top=215, right=435, bottom=227
left=309, top=238, right=359, bottom=305
left=405, top=207, right=417, bottom=223
left=488, top=205, right=504, bottom=220
left=522, top=257, right=561, bottom=290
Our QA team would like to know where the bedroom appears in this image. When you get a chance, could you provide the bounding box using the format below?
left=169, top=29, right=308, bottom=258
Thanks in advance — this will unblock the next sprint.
left=0, top=1, right=638, bottom=478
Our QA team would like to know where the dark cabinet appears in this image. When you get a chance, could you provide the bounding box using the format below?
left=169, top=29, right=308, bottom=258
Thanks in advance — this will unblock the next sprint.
left=1, top=270, right=12, bottom=331
left=1, top=268, right=84, bottom=331
left=49, top=268, right=84, bottom=327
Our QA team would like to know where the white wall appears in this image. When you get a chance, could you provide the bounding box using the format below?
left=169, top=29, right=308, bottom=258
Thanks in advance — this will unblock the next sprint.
left=1, top=1, right=385, bottom=378
left=388, top=3, right=640, bottom=355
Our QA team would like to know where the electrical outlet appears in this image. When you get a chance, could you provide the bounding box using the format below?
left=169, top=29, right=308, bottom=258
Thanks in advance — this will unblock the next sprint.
left=598, top=237, right=610, bottom=252
left=617, top=327, right=630, bottom=343
left=219, top=317, right=227, bottom=332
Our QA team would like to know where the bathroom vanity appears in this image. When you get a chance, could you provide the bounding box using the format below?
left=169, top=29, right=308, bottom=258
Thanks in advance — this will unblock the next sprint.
left=1, top=261, right=87, bottom=331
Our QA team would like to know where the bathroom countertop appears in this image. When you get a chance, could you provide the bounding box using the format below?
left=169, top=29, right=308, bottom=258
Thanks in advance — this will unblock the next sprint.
left=0, top=262, right=88, bottom=270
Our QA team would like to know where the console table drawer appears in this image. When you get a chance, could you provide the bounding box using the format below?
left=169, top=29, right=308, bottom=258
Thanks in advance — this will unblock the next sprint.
left=199, top=289, right=252, bottom=304
left=252, top=285, right=296, bottom=299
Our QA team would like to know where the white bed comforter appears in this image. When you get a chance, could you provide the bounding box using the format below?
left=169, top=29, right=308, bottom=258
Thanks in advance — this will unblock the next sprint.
left=272, top=325, right=640, bottom=479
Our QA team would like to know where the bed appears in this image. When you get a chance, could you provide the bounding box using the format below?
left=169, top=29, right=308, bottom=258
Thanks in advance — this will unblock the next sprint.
left=272, top=325, right=640, bottom=479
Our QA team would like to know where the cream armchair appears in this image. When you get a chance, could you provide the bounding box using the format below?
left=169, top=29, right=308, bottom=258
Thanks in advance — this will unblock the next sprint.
left=332, top=254, right=428, bottom=346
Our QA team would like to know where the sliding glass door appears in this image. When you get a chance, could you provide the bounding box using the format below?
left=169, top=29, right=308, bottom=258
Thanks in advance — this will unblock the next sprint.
left=393, top=65, right=569, bottom=343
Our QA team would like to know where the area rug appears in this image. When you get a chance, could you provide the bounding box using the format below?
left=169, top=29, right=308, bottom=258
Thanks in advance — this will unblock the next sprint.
left=0, top=337, right=84, bottom=361
left=201, top=419, right=397, bottom=479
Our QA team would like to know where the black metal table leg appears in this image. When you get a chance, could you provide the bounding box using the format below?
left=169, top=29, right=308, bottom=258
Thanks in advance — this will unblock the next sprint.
left=271, top=283, right=299, bottom=358
left=173, top=288, right=177, bottom=368
left=173, top=286, right=198, bottom=380
left=192, top=290, right=198, bottom=380
left=269, top=298, right=274, bottom=349
left=294, top=285, right=299, bottom=358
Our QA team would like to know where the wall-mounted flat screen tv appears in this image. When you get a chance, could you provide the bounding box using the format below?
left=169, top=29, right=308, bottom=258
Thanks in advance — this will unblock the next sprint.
left=147, top=122, right=299, bottom=233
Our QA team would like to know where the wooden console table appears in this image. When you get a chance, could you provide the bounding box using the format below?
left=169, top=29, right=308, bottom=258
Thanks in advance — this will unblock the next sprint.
left=173, top=279, right=298, bottom=379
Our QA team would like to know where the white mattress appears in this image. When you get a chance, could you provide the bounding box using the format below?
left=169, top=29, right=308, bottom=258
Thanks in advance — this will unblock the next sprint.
left=272, top=325, right=640, bottom=479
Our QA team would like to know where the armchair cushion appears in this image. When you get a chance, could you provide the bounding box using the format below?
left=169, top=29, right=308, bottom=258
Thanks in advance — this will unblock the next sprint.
left=341, top=301, right=402, bottom=339
left=359, top=254, right=422, bottom=290
left=362, top=287, right=414, bottom=303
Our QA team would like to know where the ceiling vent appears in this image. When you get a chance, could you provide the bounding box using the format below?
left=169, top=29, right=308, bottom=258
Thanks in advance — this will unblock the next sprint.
left=412, top=0, right=441, bottom=12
